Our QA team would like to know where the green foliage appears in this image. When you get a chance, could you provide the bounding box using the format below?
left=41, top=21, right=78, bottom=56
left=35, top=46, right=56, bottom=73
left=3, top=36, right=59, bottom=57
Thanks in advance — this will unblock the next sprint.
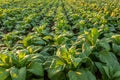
left=0, top=0, right=120, bottom=80
left=68, top=69, right=96, bottom=80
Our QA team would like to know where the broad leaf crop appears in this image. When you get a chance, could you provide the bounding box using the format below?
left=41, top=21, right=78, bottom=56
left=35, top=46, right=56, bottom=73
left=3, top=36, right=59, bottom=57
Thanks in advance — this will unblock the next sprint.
left=0, top=0, right=120, bottom=80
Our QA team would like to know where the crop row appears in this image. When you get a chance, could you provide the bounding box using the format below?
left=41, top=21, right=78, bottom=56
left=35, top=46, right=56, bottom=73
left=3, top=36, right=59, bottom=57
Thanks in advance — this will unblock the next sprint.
left=0, top=0, right=120, bottom=80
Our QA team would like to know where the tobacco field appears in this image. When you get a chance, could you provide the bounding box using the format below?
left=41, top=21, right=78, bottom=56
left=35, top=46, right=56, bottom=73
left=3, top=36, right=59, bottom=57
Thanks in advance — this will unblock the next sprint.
left=0, top=0, right=120, bottom=80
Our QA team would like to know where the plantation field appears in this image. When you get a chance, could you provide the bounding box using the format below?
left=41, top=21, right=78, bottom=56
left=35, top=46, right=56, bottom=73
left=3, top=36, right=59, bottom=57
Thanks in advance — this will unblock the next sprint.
left=0, top=0, right=120, bottom=80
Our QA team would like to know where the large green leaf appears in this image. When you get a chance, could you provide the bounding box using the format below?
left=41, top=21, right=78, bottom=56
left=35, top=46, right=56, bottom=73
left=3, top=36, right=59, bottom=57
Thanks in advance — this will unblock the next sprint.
left=18, top=67, right=26, bottom=80
left=48, top=67, right=65, bottom=80
left=95, top=62, right=110, bottom=80
left=82, top=42, right=92, bottom=56
left=96, top=51, right=120, bottom=80
left=10, top=67, right=26, bottom=80
left=113, top=71, right=120, bottom=79
left=0, top=67, right=9, bottom=80
left=103, top=66, right=111, bottom=79
left=112, top=43, right=120, bottom=55
left=68, top=69, right=96, bottom=80
left=27, top=62, right=44, bottom=76
left=70, top=55, right=82, bottom=68
left=48, top=58, right=66, bottom=79
left=99, top=52, right=119, bottom=67
left=98, top=39, right=110, bottom=51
